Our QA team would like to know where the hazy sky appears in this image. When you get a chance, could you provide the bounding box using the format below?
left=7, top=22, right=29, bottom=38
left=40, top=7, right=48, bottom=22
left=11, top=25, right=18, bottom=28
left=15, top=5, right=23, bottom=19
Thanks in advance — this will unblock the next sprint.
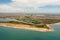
left=0, top=0, right=60, bottom=14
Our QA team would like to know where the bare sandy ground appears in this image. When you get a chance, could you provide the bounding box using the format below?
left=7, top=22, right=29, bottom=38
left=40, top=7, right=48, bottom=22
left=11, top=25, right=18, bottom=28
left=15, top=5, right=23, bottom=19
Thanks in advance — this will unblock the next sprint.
left=54, top=22, right=60, bottom=25
left=0, top=23, right=54, bottom=32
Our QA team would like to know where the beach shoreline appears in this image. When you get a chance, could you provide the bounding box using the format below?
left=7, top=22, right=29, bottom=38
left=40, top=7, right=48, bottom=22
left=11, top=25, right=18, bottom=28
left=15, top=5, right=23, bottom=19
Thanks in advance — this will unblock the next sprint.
left=54, top=22, right=60, bottom=25
left=0, top=23, right=54, bottom=32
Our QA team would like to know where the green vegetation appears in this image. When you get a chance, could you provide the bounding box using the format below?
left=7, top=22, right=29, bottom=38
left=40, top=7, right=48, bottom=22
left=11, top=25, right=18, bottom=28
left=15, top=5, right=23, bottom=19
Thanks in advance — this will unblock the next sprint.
left=0, top=15, right=60, bottom=29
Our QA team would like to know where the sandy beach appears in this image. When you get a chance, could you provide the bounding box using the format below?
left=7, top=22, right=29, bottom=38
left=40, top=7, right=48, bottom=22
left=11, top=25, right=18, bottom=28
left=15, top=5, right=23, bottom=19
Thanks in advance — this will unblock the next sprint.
left=54, top=22, right=60, bottom=25
left=0, top=23, right=54, bottom=32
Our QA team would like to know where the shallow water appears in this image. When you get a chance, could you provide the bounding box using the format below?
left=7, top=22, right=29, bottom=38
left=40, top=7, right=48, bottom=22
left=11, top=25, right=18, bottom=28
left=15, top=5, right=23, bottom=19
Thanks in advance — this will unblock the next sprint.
left=0, top=24, right=60, bottom=40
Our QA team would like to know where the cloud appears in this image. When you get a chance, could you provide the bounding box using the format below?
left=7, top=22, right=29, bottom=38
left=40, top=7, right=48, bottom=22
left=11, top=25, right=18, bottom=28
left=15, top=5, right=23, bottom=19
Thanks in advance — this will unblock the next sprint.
left=11, top=0, right=60, bottom=7
left=0, top=0, right=60, bottom=13
left=0, top=4, right=25, bottom=13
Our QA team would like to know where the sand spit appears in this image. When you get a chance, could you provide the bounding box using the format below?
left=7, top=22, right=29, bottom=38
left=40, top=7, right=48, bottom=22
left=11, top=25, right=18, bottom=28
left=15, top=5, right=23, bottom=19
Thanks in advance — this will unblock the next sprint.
left=0, top=23, right=54, bottom=32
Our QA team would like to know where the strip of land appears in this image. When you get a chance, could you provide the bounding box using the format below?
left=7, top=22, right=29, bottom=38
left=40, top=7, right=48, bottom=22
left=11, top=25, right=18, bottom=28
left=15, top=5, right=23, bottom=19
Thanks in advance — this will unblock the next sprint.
left=54, top=22, right=60, bottom=24
left=0, top=23, right=54, bottom=32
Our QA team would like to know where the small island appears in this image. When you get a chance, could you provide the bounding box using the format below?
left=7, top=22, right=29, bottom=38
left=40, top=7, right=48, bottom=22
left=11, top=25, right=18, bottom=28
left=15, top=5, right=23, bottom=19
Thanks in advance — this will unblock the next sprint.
left=0, top=14, right=60, bottom=32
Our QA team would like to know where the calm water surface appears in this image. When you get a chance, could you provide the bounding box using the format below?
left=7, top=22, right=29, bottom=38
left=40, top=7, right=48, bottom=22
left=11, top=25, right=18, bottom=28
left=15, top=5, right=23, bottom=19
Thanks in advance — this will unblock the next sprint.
left=0, top=24, right=60, bottom=40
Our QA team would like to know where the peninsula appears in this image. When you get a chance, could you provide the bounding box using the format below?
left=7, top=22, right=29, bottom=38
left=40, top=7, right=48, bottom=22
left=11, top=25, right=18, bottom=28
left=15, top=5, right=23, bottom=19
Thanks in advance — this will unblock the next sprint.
left=0, top=23, right=54, bottom=32
left=0, top=14, right=60, bottom=32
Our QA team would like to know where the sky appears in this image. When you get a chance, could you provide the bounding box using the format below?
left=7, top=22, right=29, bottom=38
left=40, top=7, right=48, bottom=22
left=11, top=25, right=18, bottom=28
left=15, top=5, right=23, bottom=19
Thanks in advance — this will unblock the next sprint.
left=0, top=0, right=60, bottom=14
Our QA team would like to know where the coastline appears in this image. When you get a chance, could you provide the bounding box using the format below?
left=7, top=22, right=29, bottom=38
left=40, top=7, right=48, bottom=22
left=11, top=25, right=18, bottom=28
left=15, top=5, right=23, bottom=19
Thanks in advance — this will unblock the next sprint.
left=0, top=23, right=54, bottom=32
left=54, top=22, right=60, bottom=25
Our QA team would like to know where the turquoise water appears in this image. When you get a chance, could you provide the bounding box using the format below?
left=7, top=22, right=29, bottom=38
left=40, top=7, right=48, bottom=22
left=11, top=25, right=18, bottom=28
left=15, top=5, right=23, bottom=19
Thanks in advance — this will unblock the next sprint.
left=0, top=24, right=60, bottom=40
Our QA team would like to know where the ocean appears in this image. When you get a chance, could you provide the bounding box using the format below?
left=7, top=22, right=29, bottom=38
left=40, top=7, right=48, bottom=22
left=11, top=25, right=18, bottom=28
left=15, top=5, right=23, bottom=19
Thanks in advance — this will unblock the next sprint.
left=0, top=24, right=60, bottom=40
